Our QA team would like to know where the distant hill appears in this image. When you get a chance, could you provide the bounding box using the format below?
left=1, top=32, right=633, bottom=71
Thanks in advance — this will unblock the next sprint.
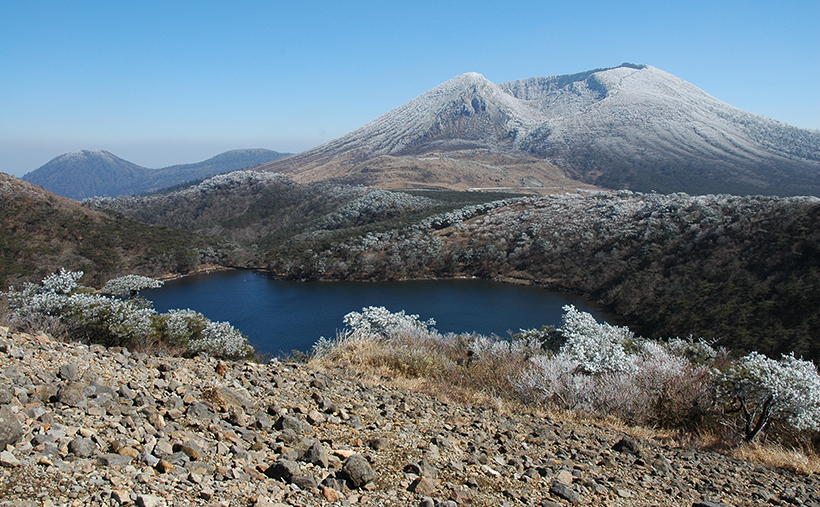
left=0, top=173, right=226, bottom=288
left=22, top=148, right=289, bottom=200
left=259, top=64, right=820, bottom=196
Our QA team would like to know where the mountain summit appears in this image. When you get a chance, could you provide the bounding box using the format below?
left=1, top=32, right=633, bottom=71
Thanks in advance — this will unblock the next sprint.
left=263, top=64, right=820, bottom=195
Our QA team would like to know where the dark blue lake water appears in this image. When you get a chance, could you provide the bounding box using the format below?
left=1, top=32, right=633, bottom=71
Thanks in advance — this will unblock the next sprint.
left=143, top=270, right=624, bottom=357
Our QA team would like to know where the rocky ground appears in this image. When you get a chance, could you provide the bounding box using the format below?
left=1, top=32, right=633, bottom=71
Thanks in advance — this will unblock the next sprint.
left=0, top=326, right=818, bottom=507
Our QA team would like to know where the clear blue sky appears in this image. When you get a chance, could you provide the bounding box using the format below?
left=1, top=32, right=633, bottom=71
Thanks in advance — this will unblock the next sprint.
left=2, top=0, right=818, bottom=176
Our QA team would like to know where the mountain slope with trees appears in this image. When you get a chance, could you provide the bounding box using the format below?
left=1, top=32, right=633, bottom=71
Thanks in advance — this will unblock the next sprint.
left=0, top=173, right=228, bottom=288
left=280, top=190, right=820, bottom=359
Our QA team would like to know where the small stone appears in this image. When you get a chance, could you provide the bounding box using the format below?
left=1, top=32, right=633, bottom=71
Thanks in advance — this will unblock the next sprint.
left=118, top=446, right=141, bottom=459
left=612, top=437, right=641, bottom=457
left=0, top=405, right=24, bottom=448
left=56, top=382, right=87, bottom=408
left=550, top=482, right=580, bottom=504
left=68, top=437, right=96, bottom=458
left=265, top=459, right=300, bottom=480
left=0, top=450, right=21, bottom=467
left=199, top=486, right=215, bottom=500
left=302, top=441, right=329, bottom=468
left=307, top=409, right=325, bottom=425
left=275, top=414, right=310, bottom=434
left=450, top=489, right=472, bottom=504
left=410, top=477, right=440, bottom=496
left=58, top=363, right=80, bottom=381
left=342, top=454, right=376, bottom=488
left=229, top=407, right=248, bottom=427
left=322, top=486, right=340, bottom=502
left=290, top=474, right=319, bottom=490
left=186, top=402, right=213, bottom=420
left=111, top=489, right=132, bottom=504
left=136, top=494, right=165, bottom=507
left=617, top=489, right=634, bottom=498
left=253, top=496, right=281, bottom=507
left=98, top=454, right=133, bottom=467
left=556, top=469, right=573, bottom=486
left=173, top=441, right=202, bottom=460
left=155, top=460, right=174, bottom=473
left=154, top=439, right=173, bottom=456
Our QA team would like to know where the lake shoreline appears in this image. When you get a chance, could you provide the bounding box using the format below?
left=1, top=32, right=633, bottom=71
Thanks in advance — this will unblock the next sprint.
left=144, top=271, right=627, bottom=355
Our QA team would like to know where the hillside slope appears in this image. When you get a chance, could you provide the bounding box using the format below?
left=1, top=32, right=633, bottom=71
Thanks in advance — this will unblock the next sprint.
left=244, top=189, right=820, bottom=361
left=0, top=173, right=225, bottom=288
left=0, top=328, right=814, bottom=506
left=86, top=171, right=521, bottom=269
left=23, top=149, right=288, bottom=199
left=261, top=64, right=820, bottom=196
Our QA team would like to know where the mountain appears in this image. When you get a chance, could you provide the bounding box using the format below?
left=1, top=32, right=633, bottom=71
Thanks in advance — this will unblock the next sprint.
left=260, top=64, right=820, bottom=196
left=0, top=172, right=223, bottom=288
left=23, top=148, right=289, bottom=200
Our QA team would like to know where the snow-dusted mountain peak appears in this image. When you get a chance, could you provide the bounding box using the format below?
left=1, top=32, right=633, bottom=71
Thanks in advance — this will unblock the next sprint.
left=261, top=64, right=820, bottom=196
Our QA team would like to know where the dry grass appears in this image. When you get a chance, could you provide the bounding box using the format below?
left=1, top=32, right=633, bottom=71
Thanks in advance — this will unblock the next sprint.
left=732, top=443, right=820, bottom=475
left=311, top=324, right=820, bottom=476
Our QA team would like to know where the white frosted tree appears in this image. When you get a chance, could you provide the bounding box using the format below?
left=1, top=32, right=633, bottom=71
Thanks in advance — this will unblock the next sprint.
left=558, top=305, right=636, bottom=374
left=720, top=352, right=820, bottom=441
left=102, top=274, right=163, bottom=299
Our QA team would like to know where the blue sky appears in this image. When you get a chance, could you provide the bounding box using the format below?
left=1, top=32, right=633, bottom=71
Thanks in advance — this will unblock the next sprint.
left=2, top=0, right=818, bottom=176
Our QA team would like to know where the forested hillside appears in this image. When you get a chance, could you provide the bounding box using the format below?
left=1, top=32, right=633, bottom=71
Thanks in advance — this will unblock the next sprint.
left=286, top=190, right=820, bottom=359
left=86, top=171, right=520, bottom=266
left=0, top=173, right=228, bottom=288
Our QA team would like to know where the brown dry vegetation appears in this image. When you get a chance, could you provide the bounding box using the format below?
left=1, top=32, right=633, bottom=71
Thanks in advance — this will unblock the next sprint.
left=281, top=149, right=598, bottom=194
left=309, top=326, right=820, bottom=476
left=0, top=173, right=227, bottom=288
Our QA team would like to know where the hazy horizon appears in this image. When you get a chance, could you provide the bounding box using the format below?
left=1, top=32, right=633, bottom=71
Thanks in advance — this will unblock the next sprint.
left=2, top=0, right=818, bottom=177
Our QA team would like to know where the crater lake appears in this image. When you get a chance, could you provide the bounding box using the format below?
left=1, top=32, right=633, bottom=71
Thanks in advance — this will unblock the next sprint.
left=143, top=270, right=627, bottom=357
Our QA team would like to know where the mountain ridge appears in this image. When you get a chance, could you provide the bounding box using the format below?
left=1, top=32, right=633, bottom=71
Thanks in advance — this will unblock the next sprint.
left=260, top=64, right=820, bottom=196
left=23, top=148, right=289, bottom=200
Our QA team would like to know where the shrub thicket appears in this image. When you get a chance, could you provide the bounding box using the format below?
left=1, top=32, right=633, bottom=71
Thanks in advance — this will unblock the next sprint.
left=2, top=269, right=254, bottom=359
left=312, top=305, right=820, bottom=449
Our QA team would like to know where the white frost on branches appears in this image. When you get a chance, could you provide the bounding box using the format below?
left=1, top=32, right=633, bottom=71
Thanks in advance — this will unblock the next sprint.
left=343, top=306, right=435, bottom=338
left=557, top=304, right=635, bottom=374
left=3, top=269, right=253, bottom=359
left=188, top=320, right=253, bottom=359
left=102, top=275, right=163, bottom=298
left=721, top=352, right=820, bottom=440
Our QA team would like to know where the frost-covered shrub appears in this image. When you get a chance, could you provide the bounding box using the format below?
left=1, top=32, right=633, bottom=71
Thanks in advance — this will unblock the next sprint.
left=343, top=306, right=435, bottom=338
left=62, top=293, right=157, bottom=349
left=558, top=305, right=636, bottom=374
left=158, top=309, right=204, bottom=345
left=102, top=275, right=164, bottom=298
left=515, top=306, right=716, bottom=427
left=314, top=307, right=463, bottom=380
left=665, top=336, right=721, bottom=365
left=3, top=269, right=254, bottom=359
left=188, top=320, right=254, bottom=359
left=5, top=268, right=84, bottom=318
left=720, top=352, right=820, bottom=441
left=41, top=268, right=84, bottom=295
left=511, top=325, right=562, bottom=353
